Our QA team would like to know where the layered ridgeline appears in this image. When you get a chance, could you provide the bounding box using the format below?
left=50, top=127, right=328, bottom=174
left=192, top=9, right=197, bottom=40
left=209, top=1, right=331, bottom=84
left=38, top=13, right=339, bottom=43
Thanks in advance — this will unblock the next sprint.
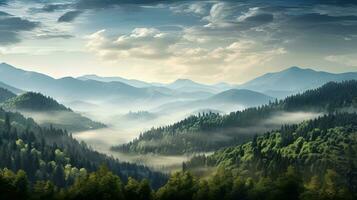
left=239, top=66, right=357, bottom=98
left=0, top=81, right=23, bottom=94
left=1, top=92, right=105, bottom=132
left=153, top=89, right=274, bottom=114
left=183, top=112, right=357, bottom=200
left=0, top=108, right=166, bottom=191
left=112, top=81, right=357, bottom=155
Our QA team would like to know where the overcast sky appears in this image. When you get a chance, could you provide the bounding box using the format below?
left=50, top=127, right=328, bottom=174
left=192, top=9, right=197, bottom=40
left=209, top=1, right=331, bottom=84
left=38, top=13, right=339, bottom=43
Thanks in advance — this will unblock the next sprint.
left=0, top=0, right=357, bottom=83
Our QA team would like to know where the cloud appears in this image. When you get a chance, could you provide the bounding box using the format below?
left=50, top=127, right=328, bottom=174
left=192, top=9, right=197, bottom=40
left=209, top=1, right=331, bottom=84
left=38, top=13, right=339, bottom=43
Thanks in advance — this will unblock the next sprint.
left=325, top=54, right=357, bottom=66
left=170, top=2, right=208, bottom=15
left=58, top=10, right=83, bottom=22
left=36, top=33, right=74, bottom=39
left=0, top=0, right=8, bottom=5
left=169, top=40, right=286, bottom=77
left=86, top=28, right=179, bottom=60
left=0, top=11, right=39, bottom=45
left=75, top=0, right=174, bottom=9
left=41, top=3, right=73, bottom=12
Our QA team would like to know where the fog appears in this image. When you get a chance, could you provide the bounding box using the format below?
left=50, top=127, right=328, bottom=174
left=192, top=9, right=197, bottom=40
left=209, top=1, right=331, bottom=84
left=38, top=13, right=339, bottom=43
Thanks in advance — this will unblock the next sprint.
left=69, top=100, right=209, bottom=171
left=65, top=99, right=323, bottom=172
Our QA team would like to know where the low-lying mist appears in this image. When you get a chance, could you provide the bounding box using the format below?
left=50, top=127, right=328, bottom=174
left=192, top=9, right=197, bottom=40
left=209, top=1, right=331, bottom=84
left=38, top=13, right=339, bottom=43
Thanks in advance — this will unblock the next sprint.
left=64, top=99, right=323, bottom=171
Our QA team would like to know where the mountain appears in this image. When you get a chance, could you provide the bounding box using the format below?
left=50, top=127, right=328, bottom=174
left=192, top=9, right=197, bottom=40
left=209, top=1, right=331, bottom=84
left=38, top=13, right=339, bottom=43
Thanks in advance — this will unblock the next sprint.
left=153, top=89, right=274, bottom=114
left=207, top=89, right=274, bottom=105
left=112, top=80, right=357, bottom=155
left=1, top=92, right=106, bottom=132
left=239, top=66, right=357, bottom=98
left=0, top=63, right=167, bottom=102
left=165, top=79, right=228, bottom=93
left=0, top=87, right=16, bottom=103
left=0, top=81, right=24, bottom=94
left=78, top=74, right=152, bottom=88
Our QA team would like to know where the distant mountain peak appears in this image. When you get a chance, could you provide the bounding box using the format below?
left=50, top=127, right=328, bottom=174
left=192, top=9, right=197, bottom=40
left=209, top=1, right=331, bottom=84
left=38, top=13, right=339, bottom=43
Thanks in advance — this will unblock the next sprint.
left=173, top=78, right=196, bottom=83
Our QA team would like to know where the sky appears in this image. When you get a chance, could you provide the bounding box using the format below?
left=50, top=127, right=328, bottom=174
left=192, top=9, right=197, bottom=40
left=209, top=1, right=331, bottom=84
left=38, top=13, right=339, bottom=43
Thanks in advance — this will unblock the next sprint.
left=0, top=0, right=357, bottom=84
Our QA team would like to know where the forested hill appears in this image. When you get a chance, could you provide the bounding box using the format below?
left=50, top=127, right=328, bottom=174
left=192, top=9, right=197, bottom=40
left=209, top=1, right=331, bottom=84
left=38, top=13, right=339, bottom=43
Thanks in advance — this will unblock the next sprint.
left=2, top=92, right=70, bottom=111
left=112, top=80, right=357, bottom=155
left=185, top=112, right=357, bottom=199
left=0, top=108, right=167, bottom=190
left=1, top=92, right=106, bottom=132
left=0, top=87, right=16, bottom=103
left=2, top=113, right=356, bottom=200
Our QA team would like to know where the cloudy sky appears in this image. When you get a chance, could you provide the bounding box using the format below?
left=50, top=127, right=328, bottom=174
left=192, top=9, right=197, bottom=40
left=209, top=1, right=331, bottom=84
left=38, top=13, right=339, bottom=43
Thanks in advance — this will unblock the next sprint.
left=0, top=0, right=357, bottom=84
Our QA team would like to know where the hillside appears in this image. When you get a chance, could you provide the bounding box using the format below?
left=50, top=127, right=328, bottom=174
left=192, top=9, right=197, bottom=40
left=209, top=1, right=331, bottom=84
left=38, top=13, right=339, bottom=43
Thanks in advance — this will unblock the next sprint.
left=2, top=92, right=70, bottom=111
left=0, top=81, right=23, bottom=94
left=0, top=87, right=16, bottom=103
left=153, top=89, right=274, bottom=114
left=0, top=108, right=166, bottom=189
left=239, top=66, right=357, bottom=98
left=78, top=74, right=152, bottom=88
left=1, top=92, right=105, bottom=132
left=112, top=81, right=357, bottom=155
left=182, top=113, right=357, bottom=200
left=207, top=89, right=274, bottom=105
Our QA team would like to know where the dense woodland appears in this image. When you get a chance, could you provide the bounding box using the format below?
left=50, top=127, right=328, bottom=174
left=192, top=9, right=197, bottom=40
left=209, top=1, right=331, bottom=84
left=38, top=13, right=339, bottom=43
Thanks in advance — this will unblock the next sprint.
left=0, top=87, right=16, bottom=103
left=2, top=92, right=71, bottom=111
left=1, top=81, right=357, bottom=199
left=0, top=107, right=167, bottom=190
left=112, top=81, right=357, bottom=154
left=2, top=113, right=356, bottom=200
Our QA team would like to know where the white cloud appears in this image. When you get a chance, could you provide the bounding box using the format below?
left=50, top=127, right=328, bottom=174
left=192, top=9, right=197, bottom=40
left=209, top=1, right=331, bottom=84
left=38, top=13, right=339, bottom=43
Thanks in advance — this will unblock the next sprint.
left=325, top=54, right=357, bottom=66
left=170, top=2, right=208, bottom=15
left=237, top=7, right=260, bottom=22
left=86, top=28, right=179, bottom=60
left=203, top=2, right=236, bottom=28
left=86, top=27, right=286, bottom=82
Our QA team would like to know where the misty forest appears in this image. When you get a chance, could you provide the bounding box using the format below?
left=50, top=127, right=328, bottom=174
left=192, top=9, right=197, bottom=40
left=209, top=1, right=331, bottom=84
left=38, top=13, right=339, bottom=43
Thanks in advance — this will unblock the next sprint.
left=1, top=0, right=357, bottom=200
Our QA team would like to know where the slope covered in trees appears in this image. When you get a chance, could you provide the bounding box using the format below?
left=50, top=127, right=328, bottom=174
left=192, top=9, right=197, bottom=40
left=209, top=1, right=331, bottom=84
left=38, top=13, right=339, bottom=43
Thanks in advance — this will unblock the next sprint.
left=2, top=92, right=70, bottom=111
left=1, top=113, right=356, bottom=200
left=1, top=92, right=105, bottom=132
left=0, top=108, right=167, bottom=191
left=112, top=81, right=357, bottom=155
left=0, top=87, right=16, bottom=103
left=185, top=113, right=357, bottom=198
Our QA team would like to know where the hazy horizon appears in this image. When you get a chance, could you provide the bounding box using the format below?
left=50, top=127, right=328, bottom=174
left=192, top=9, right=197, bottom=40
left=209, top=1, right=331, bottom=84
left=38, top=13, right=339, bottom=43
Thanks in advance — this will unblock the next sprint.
left=1, top=0, right=357, bottom=84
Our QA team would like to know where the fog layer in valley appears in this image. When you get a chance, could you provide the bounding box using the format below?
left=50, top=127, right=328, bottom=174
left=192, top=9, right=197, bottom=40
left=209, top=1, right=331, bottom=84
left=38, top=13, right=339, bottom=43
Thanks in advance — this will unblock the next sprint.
left=71, top=98, right=322, bottom=171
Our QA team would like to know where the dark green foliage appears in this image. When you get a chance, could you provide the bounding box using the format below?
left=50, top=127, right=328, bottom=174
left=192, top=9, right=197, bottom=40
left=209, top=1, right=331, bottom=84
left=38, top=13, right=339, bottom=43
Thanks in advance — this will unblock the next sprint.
left=113, top=80, right=357, bottom=155
left=2, top=92, right=70, bottom=111
left=0, top=87, right=16, bottom=103
left=186, top=113, right=357, bottom=199
left=0, top=108, right=167, bottom=189
left=1, top=92, right=106, bottom=131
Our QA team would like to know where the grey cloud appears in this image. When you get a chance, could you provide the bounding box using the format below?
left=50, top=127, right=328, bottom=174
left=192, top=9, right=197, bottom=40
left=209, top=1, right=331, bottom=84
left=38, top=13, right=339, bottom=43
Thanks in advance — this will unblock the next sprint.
left=36, top=33, right=74, bottom=39
left=0, top=0, right=8, bottom=5
left=75, top=0, right=175, bottom=9
left=41, top=3, right=72, bottom=12
left=58, top=10, right=82, bottom=22
left=0, top=11, right=39, bottom=44
left=243, top=13, right=274, bottom=25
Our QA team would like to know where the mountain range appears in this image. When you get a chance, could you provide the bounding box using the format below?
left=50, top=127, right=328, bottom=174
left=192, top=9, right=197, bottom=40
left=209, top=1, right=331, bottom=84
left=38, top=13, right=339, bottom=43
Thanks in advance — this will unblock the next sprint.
left=239, top=66, right=357, bottom=98
left=1, top=62, right=357, bottom=119
left=113, top=80, right=357, bottom=155
left=153, top=89, right=274, bottom=114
